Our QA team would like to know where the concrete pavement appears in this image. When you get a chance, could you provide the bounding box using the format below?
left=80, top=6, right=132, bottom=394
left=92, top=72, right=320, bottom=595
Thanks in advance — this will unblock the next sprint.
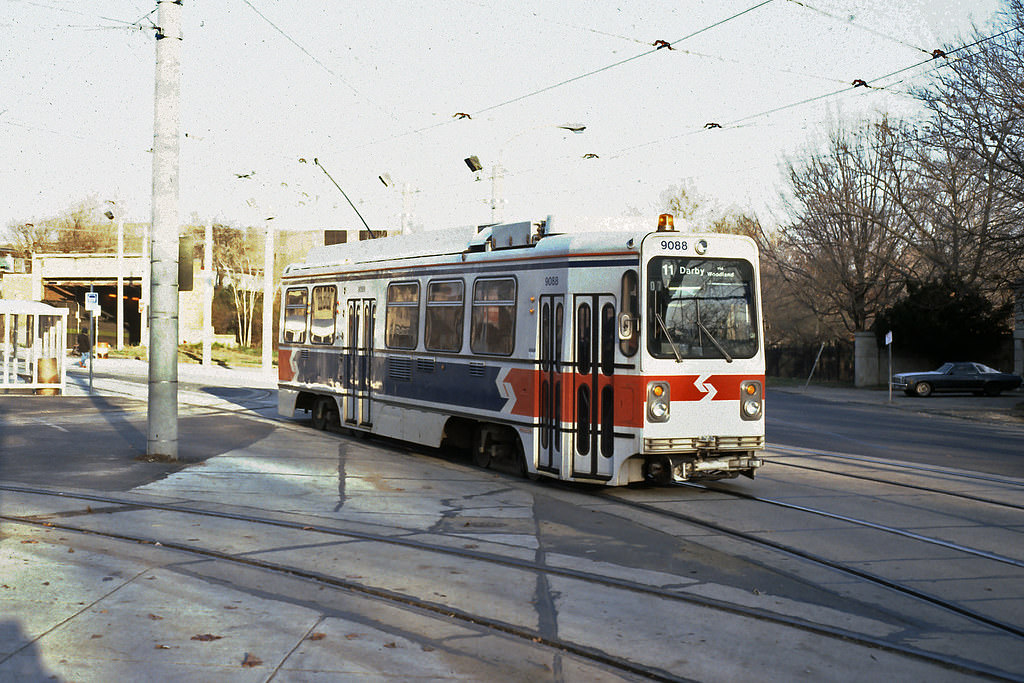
left=1, top=361, right=1021, bottom=680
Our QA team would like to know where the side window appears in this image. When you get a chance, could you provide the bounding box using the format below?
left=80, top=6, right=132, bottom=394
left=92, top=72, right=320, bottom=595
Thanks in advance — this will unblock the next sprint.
left=310, top=285, right=337, bottom=345
left=601, top=302, right=616, bottom=376
left=620, top=270, right=639, bottom=357
left=425, top=279, right=464, bottom=352
left=470, top=278, right=516, bottom=355
left=385, top=282, right=419, bottom=349
left=283, top=288, right=308, bottom=343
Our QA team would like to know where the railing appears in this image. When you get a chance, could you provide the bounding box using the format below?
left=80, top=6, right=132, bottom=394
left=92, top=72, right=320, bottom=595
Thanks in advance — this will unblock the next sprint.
left=1, top=305, right=68, bottom=394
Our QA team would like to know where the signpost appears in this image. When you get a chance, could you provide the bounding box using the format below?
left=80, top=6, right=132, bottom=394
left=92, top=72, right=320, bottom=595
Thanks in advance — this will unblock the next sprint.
left=85, top=291, right=99, bottom=392
left=885, top=330, right=893, bottom=403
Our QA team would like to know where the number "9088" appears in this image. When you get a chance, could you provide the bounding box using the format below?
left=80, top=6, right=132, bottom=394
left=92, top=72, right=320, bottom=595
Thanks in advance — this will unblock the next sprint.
left=660, top=240, right=688, bottom=251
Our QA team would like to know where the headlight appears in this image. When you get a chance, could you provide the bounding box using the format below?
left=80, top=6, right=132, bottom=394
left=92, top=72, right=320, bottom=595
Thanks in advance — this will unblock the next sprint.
left=740, top=380, right=762, bottom=420
left=647, top=381, right=670, bottom=422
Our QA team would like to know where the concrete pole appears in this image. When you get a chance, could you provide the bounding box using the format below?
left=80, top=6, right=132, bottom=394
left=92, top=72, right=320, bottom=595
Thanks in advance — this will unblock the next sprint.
left=148, top=0, right=182, bottom=461
left=117, top=218, right=124, bottom=350
left=141, top=221, right=149, bottom=347
left=262, top=218, right=274, bottom=377
left=490, top=164, right=502, bottom=223
left=202, top=220, right=213, bottom=367
left=401, top=182, right=411, bottom=233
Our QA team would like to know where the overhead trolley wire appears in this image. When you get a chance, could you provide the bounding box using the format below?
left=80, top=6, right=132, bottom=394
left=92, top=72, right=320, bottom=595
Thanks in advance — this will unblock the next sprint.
left=603, top=23, right=1023, bottom=164
left=471, top=0, right=776, bottom=118
left=784, top=0, right=933, bottom=56
left=347, top=0, right=778, bottom=150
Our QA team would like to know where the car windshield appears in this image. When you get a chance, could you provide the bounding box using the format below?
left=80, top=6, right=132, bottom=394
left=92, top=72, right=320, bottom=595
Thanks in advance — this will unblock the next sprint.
left=936, top=363, right=954, bottom=373
left=646, top=257, right=758, bottom=360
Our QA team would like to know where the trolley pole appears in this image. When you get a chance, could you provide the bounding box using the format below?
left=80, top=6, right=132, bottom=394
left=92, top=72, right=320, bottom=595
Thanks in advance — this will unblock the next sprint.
left=148, top=0, right=183, bottom=461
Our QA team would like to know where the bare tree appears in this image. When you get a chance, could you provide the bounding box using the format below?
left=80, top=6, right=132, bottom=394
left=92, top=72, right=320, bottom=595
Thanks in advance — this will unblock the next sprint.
left=876, top=118, right=1019, bottom=293
left=658, top=183, right=703, bottom=222
left=906, top=3, right=1024, bottom=289
left=212, top=224, right=264, bottom=347
left=767, top=122, right=908, bottom=334
left=4, top=198, right=117, bottom=256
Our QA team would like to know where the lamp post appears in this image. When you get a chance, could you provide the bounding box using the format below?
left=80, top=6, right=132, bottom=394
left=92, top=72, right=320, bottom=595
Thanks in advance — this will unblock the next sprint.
left=105, top=201, right=124, bottom=351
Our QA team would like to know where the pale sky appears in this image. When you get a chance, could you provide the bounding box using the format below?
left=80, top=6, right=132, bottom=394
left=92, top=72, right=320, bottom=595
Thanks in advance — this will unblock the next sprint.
left=0, top=0, right=1007, bottom=236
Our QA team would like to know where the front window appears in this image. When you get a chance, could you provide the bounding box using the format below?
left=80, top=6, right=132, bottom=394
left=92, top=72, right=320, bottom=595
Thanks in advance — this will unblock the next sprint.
left=647, top=257, right=758, bottom=360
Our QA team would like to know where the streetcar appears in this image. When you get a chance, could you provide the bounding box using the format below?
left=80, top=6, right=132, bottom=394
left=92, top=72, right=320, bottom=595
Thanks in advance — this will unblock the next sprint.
left=277, top=214, right=765, bottom=485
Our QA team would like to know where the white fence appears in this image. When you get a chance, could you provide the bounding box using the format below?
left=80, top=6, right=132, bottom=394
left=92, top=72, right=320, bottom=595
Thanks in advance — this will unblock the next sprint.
left=1, top=300, right=68, bottom=394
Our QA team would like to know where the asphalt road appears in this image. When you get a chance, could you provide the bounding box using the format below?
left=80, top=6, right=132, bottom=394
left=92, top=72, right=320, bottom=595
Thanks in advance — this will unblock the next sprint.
left=3, top=367, right=1022, bottom=489
left=766, top=389, right=1024, bottom=478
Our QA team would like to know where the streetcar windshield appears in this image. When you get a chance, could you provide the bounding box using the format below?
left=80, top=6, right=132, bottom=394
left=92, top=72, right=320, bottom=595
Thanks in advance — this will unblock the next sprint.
left=647, top=257, right=758, bottom=360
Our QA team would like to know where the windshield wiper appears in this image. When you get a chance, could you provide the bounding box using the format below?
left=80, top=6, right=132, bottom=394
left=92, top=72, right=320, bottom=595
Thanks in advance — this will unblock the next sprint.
left=654, top=313, right=683, bottom=363
left=696, top=320, right=733, bottom=363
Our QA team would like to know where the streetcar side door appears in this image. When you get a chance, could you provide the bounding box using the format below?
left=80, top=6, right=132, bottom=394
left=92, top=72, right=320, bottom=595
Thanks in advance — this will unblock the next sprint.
left=572, top=293, right=616, bottom=480
left=537, top=294, right=564, bottom=476
left=345, top=297, right=375, bottom=427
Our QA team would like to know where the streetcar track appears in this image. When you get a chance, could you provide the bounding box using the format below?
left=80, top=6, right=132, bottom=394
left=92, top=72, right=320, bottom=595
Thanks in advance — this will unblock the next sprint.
left=0, top=512, right=685, bottom=683
left=765, top=458, right=1024, bottom=511
left=769, top=444, right=1024, bottom=488
left=603, top=485, right=1024, bottom=642
left=0, top=482, right=1014, bottom=680
left=681, top=481, right=1024, bottom=568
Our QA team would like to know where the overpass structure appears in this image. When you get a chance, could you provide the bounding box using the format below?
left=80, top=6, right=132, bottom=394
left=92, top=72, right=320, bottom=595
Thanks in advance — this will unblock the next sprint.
left=30, top=252, right=148, bottom=348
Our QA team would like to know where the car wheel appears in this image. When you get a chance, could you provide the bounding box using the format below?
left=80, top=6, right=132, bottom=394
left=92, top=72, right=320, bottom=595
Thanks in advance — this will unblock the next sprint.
left=913, top=381, right=933, bottom=397
left=983, top=383, right=1002, bottom=397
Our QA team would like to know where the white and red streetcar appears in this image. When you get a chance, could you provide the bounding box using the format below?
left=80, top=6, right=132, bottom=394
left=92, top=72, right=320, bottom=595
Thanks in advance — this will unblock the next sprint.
left=278, top=214, right=765, bottom=485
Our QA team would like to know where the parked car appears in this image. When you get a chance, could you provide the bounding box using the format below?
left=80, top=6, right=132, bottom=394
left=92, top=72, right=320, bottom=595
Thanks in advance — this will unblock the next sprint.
left=892, top=362, right=1023, bottom=397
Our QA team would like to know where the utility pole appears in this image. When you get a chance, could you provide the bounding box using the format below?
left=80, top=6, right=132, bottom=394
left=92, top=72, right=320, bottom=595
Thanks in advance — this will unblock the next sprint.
left=262, top=217, right=274, bottom=377
left=116, top=216, right=124, bottom=350
left=202, top=220, right=213, bottom=367
left=148, top=0, right=182, bottom=461
left=490, top=164, right=503, bottom=223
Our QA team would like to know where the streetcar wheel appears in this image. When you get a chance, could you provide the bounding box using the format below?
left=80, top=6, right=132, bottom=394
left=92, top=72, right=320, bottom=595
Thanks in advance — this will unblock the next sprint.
left=472, top=425, right=491, bottom=469
left=913, top=381, right=933, bottom=397
left=311, top=397, right=332, bottom=430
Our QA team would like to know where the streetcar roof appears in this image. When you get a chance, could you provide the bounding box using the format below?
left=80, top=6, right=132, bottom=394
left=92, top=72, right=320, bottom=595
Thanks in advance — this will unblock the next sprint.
left=281, top=215, right=756, bottom=278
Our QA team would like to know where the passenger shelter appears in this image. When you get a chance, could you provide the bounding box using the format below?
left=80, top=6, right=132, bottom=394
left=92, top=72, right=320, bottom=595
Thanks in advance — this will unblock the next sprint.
left=0, top=299, right=68, bottom=394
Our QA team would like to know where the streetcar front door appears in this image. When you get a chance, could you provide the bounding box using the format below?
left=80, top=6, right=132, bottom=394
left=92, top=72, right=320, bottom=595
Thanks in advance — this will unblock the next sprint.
left=537, top=294, right=564, bottom=476
left=572, top=294, right=616, bottom=480
left=345, top=298, right=375, bottom=426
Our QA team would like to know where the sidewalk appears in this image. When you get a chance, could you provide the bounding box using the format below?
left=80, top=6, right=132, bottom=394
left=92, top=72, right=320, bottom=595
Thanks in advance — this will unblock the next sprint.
left=63, top=357, right=276, bottom=400
left=771, top=381, right=1024, bottom=425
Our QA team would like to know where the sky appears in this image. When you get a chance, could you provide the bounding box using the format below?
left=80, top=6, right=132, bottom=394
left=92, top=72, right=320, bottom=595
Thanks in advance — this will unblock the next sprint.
left=0, top=0, right=1009, bottom=237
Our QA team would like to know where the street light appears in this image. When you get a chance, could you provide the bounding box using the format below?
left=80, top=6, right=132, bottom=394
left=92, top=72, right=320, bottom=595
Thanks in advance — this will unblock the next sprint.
left=105, top=200, right=125, bottom=351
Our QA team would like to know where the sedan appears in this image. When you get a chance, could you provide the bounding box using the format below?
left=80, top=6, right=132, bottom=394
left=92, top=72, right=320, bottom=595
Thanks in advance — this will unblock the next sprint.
left=892, top=362, right=1023, bottom=397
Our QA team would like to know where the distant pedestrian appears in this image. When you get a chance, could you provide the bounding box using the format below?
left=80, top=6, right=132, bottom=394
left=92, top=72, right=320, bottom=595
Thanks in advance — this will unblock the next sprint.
left=76, top=330, right=91, bottom=367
